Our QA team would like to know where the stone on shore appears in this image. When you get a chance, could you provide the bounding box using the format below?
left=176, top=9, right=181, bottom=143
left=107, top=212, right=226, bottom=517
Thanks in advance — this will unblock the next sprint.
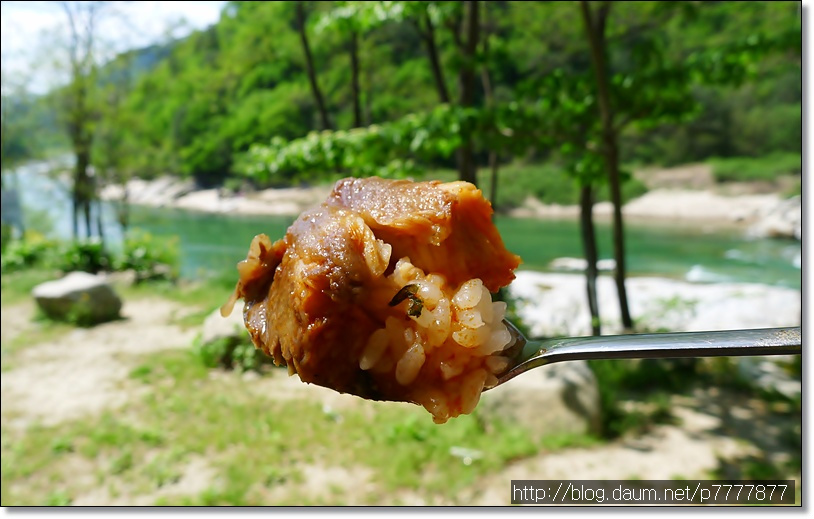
left=748, top=195, right=801, bottom=240
left=32, top=272, right=122, bottom=325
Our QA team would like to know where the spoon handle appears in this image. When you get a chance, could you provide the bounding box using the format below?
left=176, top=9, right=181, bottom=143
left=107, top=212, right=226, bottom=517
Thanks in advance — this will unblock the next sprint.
left=522, top=326, right=801, bottom=368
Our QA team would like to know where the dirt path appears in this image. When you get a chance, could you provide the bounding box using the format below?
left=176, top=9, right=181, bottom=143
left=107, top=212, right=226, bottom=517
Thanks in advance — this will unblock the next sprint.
left=1, top=298, right=197, bottom=429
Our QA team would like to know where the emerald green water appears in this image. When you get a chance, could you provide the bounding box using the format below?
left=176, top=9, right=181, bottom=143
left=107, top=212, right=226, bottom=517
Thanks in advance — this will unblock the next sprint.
left=9, top=160, right=801, bottom=290
left=129, top=207, right=801, bottom=290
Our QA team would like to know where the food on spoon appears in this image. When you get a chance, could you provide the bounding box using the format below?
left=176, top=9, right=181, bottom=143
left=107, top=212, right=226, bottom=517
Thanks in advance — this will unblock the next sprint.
left=221, top=177, right=521, bottom=423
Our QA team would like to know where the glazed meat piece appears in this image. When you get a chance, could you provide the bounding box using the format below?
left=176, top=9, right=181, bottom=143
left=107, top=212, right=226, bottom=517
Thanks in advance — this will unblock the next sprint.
left=222, top=177, right=521, bottom=423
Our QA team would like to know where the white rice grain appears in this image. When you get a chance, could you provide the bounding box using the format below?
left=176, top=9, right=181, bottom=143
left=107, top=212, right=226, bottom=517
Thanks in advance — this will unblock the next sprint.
left=484, top=355, right=511, bottom=374
left=452, top=279, right=484, bottom=309
left=360, top=329, right=389, bottom=370
left=395, top=342, right=425, bottom=385
left=457, top=308, right=484, bottom=329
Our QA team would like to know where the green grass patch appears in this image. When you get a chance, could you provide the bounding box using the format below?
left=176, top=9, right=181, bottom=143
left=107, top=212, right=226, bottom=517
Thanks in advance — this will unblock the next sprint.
left=709, top=152, right=801, bottom=183
left=1, top=344, right=595, bottom=505
left=117, top=275, right=235, bottom=311
left=0, top=269, right=57, bottom=305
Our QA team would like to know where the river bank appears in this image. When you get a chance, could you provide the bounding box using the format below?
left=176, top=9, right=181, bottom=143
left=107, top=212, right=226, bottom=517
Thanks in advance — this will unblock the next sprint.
left=99, top=169, right=801, bottom=239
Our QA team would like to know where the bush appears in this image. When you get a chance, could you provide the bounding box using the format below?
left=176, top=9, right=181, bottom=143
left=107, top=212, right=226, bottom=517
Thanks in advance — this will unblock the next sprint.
left=54, top=239, right=115, bottom=274
left=0, top=231, right=58, bottom=273
left=481, top=162, right=649, bottom=210
left=710, top=152, right=802, bottom=183
left=193, top=334, right=274, bottom=372
left=117, top=230, right=180, bottom=283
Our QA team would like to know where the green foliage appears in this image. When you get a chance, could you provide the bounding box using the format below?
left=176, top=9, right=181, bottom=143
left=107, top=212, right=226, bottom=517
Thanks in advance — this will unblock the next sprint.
left=0, top=223, right=12, bottom=253
left=709, top=152, right=801, bottom=183
left=482, top=162, right=648, bottom=209
left=117, top=230, right=180, bottom=282
left=1, top=229, right=179, bottom=284
left=2, top=0, right=801, bottom=204
left=53, top=239, right=114, bottom=274
left=192, top=334, right=274, bottom=372
left=0, top=232, right=58, bottom=273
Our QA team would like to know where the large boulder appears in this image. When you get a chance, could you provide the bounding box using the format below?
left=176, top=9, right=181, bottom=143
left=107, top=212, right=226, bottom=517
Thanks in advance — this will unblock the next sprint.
left=479, top=360, right=602, bottom=438
left=32, top=272, right=122, bottom=325
left=749, top=195, right=801, bottom=240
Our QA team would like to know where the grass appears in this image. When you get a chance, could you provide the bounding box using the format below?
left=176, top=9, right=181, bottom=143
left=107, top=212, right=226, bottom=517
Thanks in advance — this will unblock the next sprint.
left=0, top=268, right=58, bottom=306
left=709, top=152, right=801, bottom=184
left=1, top=345, right=587, bottom=505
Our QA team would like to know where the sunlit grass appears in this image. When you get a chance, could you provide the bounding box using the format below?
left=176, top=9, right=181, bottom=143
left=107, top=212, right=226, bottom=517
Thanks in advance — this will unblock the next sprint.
left=0, top=269, right=58, bottom=306
left=0, top=344, right=576, bottom=505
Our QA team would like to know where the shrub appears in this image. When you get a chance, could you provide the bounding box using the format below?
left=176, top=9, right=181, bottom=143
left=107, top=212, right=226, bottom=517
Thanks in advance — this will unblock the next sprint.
left=710, top=152, right=802, bottom=183
left=117, top=229, right=180, bottom=283
left=193, top=334, right=274, bottom=372
left=54, top=239, right=114, bottom=274
left=0, top=231, right=58, bottom=273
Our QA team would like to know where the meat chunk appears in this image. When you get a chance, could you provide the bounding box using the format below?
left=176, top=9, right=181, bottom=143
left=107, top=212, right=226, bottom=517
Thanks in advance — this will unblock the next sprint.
left=222, top=177, right=521, bottom=423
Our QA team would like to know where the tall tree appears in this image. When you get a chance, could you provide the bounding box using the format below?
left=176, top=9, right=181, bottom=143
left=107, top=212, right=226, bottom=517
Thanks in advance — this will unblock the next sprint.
left=454, top=0, right=480, bottom=185
left=58, top=1, right=104, bottom=240
left=579, top=0, right=633, bottom=330
left=295, top=1, right=332, bottom=131
left=479, top=0, right=499, bottom=212
left=402, top=1, right=480, bottom=184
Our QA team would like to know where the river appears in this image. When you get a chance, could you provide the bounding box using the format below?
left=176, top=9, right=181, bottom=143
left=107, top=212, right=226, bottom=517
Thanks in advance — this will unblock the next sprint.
left=6, top=159, right=802, bottom=289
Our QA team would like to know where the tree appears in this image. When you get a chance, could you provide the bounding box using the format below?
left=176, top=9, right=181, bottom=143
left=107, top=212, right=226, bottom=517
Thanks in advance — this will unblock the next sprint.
left=399, top=1, right=481, bottom=184
left=295, top=1, right=332, bottom=131
left=57, top=1, right=105, bottom=240
left=579, top=1, right=633, bottom=330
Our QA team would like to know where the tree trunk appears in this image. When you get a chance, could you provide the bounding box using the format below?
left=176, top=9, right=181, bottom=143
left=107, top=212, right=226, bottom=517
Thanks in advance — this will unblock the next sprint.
left=418, top=10, right=450, bottom=104
left=295, top=1, right=332, bottom=131
left=480, top=2, right=499, bottom=214
left=349, top=29, right=362, bottom=128
left=580, top=184, right=601, bottom=335
left=579, top=0, right=633, bottom=330
left=72, top=190, right=80, bottom=238
left=456, top=0, right=480, bottom=185
left=73, top=147, right=92, bottom=239
left=96, top=199, right=105, bottom=243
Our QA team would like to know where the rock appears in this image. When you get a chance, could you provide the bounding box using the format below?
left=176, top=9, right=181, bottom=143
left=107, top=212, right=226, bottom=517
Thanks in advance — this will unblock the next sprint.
left=479, top=360, right=602, bottom=438
left=749, top=195, right=801, bottom=240
left=201, top=300, right=248, bottom=345
left=509, top=271, right=801, bottom=337
left=32, top=272, right=122, bottom=325
left=101, top=269, right=138, bottom=287
left=549, top=257, right=616, bottom=272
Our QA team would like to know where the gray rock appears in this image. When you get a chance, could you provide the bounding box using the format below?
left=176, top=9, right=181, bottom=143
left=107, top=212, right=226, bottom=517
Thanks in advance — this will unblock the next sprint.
left=32, top=272, right=122, bottom=325
left=749, top=195, right=801, bottom=240
left=479, top=360, right=602, bottom=438
left=201, top=300, right=248, bottom=345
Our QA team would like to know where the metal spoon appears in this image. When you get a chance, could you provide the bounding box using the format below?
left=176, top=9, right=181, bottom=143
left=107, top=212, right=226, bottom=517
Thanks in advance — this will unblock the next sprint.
left=484, top=322, right=802, bottom=390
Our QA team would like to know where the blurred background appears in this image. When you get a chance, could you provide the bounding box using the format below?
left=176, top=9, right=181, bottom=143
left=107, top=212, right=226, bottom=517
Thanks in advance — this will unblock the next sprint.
left=0, top=0, right=802, bottom=506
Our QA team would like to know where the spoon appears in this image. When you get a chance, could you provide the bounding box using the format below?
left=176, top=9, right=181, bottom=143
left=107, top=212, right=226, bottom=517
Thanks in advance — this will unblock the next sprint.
left=484, top=322, right=802, bottom=390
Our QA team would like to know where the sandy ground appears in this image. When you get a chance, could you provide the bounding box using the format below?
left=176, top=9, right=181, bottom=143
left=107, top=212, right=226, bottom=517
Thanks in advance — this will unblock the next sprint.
left=1, top=298, right=198, bottom=429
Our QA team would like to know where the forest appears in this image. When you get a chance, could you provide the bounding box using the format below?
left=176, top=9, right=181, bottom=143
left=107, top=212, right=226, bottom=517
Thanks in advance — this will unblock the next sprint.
left=2, top=1, right=801, bottom=188
left=2, top=0, right=801, bottom=333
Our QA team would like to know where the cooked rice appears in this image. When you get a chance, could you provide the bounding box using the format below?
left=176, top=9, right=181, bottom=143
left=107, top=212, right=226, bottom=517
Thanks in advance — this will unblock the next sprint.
left=359, top=257, right=514, bottom=424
